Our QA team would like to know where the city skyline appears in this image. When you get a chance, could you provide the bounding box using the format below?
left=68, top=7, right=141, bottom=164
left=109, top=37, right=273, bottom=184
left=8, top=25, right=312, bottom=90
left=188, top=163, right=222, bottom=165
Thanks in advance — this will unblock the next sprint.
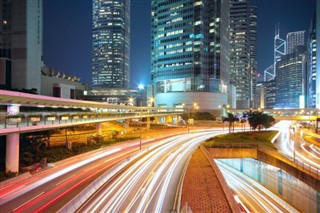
left=43, top=0, right=316, bottom=88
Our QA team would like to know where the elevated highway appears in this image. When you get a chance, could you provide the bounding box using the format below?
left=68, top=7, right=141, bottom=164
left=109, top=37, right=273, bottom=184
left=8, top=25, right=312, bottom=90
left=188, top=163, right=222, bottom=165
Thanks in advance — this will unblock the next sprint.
left=0, top=90, right=183, bottom=173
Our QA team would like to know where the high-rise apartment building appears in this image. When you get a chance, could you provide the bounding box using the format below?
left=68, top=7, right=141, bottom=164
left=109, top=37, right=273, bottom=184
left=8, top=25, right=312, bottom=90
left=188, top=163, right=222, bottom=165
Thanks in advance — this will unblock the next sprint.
left=229, top=0, right=257, bottom=109
left=92, top=0, right=130, bottom=89
left=151, top=0, right=231, bottom=110
left=0, top=0, right=43, bottom=92
left=287, top=31, right=305, bottom=54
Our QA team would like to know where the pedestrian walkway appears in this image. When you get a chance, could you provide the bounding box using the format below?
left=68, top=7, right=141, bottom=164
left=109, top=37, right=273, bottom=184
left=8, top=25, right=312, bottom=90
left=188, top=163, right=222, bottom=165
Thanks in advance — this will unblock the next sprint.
left=180, top=148, right=232, bottom=213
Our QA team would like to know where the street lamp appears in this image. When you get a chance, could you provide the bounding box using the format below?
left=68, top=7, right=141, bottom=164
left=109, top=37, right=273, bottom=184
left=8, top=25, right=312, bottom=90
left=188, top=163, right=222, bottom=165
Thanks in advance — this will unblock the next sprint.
left=138, top=83, right=145, bottom=106
left=128, top=97, right=134, bottom=106
left=149, top=97, right=155, bottom=107
left=139, top=112, right=142, bottom=150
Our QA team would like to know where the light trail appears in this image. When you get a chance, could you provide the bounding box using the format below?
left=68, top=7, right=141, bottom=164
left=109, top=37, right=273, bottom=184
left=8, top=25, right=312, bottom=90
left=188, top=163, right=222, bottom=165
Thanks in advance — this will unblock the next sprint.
left=287, top=139, right=320, bottom=170
left=81, top=135, right=190, bottom=212
left=217, top=161, right=299, bottom=213
left=310, top=144, right=320, bottom=155
left=77, top=132, right=220, bottom=213
left=0, top=148, right=121, bottom=205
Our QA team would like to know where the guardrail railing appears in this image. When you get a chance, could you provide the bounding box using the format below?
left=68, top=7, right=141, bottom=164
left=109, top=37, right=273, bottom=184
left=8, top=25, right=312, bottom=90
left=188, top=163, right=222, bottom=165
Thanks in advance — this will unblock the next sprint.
left=0, top=111, right=183, bottom=130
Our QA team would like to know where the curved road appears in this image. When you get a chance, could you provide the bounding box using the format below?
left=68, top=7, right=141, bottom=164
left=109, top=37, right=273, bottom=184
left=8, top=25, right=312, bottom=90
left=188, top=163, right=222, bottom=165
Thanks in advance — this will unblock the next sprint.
left=216, top=161, right=299, bottom=213
left=77, top=132, right=222, bottom=213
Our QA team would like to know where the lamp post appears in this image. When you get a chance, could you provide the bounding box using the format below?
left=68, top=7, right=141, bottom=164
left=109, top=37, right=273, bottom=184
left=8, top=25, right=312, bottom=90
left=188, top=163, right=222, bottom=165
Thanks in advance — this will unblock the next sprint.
left=128, top=97, right=134, bottom=106
left=184, top=102, right=199, bottom=133
left=138, top=83, right=144, bottom=106
left=139, top=112, right=142, bottom=150
left=149, top=97, right=155, bottom=107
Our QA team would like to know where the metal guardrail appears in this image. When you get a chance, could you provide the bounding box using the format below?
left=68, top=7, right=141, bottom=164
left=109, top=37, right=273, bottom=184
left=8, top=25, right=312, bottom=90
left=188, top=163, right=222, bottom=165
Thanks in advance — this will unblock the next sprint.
left=0, top=111, right=182, bottom=133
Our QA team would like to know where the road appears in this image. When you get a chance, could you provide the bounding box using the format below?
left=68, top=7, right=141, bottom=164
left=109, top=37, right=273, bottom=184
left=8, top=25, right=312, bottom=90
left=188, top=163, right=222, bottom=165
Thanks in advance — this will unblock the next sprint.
left=0, top=130, right=222, bottom=212
left=0, top=136, right=168, bottom=212
left=76, top=131, right=222, bottom=213
left=216, top=161, right=299, bottom=213
left=274, top=121, right=320, bottom=173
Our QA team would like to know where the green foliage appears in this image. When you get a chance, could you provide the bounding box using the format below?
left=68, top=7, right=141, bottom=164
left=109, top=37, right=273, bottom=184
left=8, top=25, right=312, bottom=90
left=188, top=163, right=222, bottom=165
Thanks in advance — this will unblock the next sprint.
left=203, top=131, right=278, bottom=149
left=222, top=113, right=239, bottom=133
left=248, top=111, right=275, bottom=130
left=42, top=147, right=73, bottom=162
left=110, top=130, right=121, bottom=139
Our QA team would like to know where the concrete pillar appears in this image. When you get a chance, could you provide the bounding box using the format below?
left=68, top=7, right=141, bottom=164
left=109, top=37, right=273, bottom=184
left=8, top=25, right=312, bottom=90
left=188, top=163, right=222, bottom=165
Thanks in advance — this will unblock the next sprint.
left=166, top=116, right=172, bottom=125
left=96, top=122, right=102, bottom=135
left=6, top=133, right=20, bottom=173
left=146, top=117, right=150, bottom=129
left=153, top=116, right=159, bottom=124
left=124, top=119, right=130, bottom=133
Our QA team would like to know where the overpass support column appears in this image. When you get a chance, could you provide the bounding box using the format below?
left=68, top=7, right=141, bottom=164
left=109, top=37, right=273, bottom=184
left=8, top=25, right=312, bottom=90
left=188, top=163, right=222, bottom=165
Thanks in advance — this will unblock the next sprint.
left=6, top=133, right=20, bottom=173
left=124, top=119, right=130, bottom=133
left=96, top=122, right=102, bottom=135
left=146, top=117, right=150, bottom=129
left=166, top=116, right=172, bottom=125
left=153, top=116, right=159, bottom=124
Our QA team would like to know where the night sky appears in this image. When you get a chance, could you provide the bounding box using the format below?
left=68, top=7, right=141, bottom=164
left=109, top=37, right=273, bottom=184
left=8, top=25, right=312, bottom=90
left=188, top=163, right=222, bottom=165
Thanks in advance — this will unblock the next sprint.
left=43, top=0, right=316, bottom=88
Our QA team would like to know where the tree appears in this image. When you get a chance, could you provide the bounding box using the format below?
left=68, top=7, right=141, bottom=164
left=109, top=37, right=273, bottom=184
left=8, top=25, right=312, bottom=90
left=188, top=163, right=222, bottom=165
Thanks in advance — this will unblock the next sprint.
left=110, top=130, right=121, bottom=139
left=223, top=113, right=239, bottom=133
left=248, top=111, right=275, bottom=131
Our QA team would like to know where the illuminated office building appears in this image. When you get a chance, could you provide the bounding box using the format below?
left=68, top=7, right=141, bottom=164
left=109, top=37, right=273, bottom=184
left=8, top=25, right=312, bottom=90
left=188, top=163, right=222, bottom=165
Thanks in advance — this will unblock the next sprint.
left=0, top=0, right=43, bottom=92
left=275, top=47, right=306, bottom=109
left=307, top=15, right=317, bottom=108
left=92, top=0, right=130, bottom=89
left=316, top=0, right=320, bottom=108
left=151, top=0, right=231, bottom=110
left=287, top=31, right=305, bottom=55
left=229, top=0, right=257, bottom=109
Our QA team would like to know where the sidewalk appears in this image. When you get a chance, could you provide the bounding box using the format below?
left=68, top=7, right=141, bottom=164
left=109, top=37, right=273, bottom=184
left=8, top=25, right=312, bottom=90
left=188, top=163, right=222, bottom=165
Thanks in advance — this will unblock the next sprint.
left=180, top=148, right=232, bottom=213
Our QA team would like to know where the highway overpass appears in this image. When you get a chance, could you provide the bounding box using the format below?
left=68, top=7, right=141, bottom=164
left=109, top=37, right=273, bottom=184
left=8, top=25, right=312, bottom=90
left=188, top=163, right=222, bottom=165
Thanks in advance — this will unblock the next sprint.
left=0, top=90, right=183, bottom=173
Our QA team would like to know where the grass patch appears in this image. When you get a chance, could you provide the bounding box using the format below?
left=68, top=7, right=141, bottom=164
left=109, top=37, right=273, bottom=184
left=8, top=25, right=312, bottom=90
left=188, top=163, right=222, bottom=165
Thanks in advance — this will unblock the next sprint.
left=203, top=130, right=278, bottom=149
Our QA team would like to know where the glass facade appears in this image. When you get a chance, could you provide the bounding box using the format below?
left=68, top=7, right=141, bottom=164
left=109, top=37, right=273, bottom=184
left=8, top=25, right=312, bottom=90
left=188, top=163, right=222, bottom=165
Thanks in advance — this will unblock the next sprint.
left=92, top=0, right=130, bottom=89
left=151, top=0, right=230, bottom=96
left=275, top=48, right=305, bottom=109
left=0, top=0, right=43, bottom=92
left=307, top=15, right=317, bottom=108
left=229, top=0, right=257, bottom=109
left=287, top=31, right=305, bottom=55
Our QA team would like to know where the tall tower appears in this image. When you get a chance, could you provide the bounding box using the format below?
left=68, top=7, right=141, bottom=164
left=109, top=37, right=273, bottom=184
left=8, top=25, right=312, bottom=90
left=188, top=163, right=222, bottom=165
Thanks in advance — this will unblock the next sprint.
left=151, top=0, right=230, bottom=110
left=316, top=0, right=320, bottom=109
left=287, top=31, right=305, bottom=54
left=0, top=0, right=43, bottom=92
left=229, top=0, right=257, bottom=109
left=274, top=25, right=286, bottom=78
left=92, top=0, right=130, bottom=89
left=275, top=47, right=306, bottom=109
left=307, top=15, right=316, bottom=108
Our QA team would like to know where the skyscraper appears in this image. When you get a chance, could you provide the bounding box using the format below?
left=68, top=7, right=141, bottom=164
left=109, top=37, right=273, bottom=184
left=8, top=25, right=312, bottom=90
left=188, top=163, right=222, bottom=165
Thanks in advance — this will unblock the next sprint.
left=229, top=0, right=257, bottom=109
left=275, top=47, right=306, bottom=109
left=287, top=31, right=305, bottom=54
left=92, top=0, right=130, bottom=89
left=0, top=0, right=43, bottom=92
left=307, top=15, right=317, bottom=108
left=316, top=0, right=320, bottom=109
left=151, top=0, right=230, bottom=110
